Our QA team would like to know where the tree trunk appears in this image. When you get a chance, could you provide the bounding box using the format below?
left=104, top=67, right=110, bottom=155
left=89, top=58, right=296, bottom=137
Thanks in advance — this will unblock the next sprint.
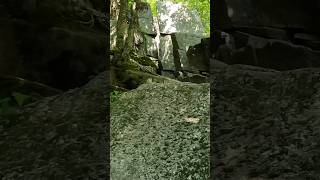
left=110, top=0, right=119, bottom=20
left=122, top=1, right=139, bottom=58
left=115, top=0, right=128, bottom=55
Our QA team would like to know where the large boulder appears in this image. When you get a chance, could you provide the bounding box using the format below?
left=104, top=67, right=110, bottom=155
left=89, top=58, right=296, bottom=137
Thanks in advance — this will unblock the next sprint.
left=159, top=35, right=175, bottom=71
left=0, top=1, right=107, bottom=90
left=175, top=33, right=203, bottom=52
left=186, top=38, right=211, bottom=72
left=174, top=33, right=203, bottom=71
left=159, top=34, right=209, bottom=73
left=0, top=72, right=108, bottom=179
left=211, top=65, right=320, bottom=179
left=111, top=81, right=209, bottom=179
left=145, top=35, right=158, bottom=58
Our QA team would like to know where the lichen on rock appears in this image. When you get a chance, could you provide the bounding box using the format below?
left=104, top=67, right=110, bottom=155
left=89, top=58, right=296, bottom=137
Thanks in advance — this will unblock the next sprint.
left=111, top=81, right=209, bottom=179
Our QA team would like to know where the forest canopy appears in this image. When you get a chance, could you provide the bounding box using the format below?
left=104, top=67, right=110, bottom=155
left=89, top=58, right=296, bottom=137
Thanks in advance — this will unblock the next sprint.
left=140, top=0, right=210, bottom=35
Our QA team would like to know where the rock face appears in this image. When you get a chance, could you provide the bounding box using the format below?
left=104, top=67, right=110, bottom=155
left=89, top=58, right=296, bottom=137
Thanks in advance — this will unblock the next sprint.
left=156, top=1, right=207, bottom=76
left=211, top=65, right=320, bottom=179
left=0, top=72, right=108, bottom=179
left=159, top=35, right=175, bottom=70
left=213, top=0, right=320, bottom=70
left=110, top=1, right=209, bottom=83
left=111, top=82, right=209, bottom=179
left=211, top=1, right=320, bottom=178
left=0, top=1, right=107, bottom=90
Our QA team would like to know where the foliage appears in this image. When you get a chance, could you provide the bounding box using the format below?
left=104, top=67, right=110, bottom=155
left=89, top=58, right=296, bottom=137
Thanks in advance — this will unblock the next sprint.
left=111, top=90, right=123, bottom=103
left=0, top=92, right=33, bottom=114
left=0, top=93, right=32, bottom=127
left=12, top=92, right=32, bottom=106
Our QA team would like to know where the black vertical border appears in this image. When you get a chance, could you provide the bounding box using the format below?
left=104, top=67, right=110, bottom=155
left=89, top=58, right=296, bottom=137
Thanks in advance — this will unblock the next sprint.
left=105, top=0, right=111, bottom=179
left=210, top=0, right=214, bottom=179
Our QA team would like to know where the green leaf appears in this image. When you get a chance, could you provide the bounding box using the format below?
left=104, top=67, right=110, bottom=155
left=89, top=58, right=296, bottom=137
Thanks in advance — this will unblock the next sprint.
left=12, top=92, right=31, bottom=106
left=111, top=90, right=123, bottom=103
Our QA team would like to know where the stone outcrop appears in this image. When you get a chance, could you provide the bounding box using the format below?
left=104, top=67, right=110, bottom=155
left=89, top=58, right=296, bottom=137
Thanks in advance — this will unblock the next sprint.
left=213, top=0, right=320, bottom=70
left=157, top=1, right=207, bottom=77
left=110, top=1, right=209, bottom=83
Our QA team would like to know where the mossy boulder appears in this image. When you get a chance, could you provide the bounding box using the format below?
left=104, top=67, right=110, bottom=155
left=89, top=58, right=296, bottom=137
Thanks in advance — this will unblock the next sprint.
left=111, top=81, right=210, bottom=179
left=110, top=64, right=180, bottom=89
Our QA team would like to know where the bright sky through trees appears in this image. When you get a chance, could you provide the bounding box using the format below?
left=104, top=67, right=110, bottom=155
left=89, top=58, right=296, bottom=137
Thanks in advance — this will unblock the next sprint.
left=142, top=0, right=210, bottom=36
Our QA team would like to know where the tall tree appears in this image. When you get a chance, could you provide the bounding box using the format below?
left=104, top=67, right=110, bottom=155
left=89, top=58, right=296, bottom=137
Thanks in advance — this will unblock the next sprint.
left=115, top=0, right=128, bottom=55
left=122, top=0, right=144, bottom=57
left=114, top=0, right=144, bottom=60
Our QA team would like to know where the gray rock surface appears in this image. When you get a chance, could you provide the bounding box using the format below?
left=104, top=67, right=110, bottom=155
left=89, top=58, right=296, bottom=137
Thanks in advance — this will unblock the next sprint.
left=159, top=35, right=175, bottom=70
left=158, top=33, right=209, bottom=74
left=175, top=33, right=203, bottom=52
left=145, top=35, right=158, bottom=58
left=137, top=2, right=156, bottom=35
left=211, top=65, right=320, bottom=179
left=174, top=33, right=203, bottom=71
left=111, top=81, right=209, bottom=179
left=0, top=72, right=108, bottom=179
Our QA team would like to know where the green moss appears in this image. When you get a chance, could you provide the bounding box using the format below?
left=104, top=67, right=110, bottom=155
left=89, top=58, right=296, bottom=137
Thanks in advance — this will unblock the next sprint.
left=110, top=90, right=123, bottom=103
left=132, top=55, right=158, bottom=69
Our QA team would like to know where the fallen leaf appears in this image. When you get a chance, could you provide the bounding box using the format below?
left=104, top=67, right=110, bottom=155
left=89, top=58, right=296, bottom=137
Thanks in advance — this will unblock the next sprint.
left=184, top=117, right=200, bottom=124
